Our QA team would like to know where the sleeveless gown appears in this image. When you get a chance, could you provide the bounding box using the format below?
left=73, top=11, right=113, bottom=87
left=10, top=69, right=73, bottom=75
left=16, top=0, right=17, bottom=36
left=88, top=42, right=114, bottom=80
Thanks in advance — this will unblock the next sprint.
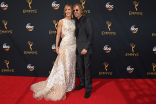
left=30, top=19, right=76, bottom=101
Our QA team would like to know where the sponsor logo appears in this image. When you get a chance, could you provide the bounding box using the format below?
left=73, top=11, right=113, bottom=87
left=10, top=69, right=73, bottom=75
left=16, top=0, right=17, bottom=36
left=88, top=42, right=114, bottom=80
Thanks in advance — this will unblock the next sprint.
left=51, top=1, right=60, bottom=10
left=127, top=66, right=134, bottom=73
left=26, top=23, right=34, bottom=31
left=0, top=2, right=8, bottom=10
left=130, top=25, right=138, bottom=33
left=52, top=44, right=56, bottom=52
left=27, top=64, right=35, bottom=71
left=153, top=46, right=156, bottom=54
left=103, top=45, right=111, bottom=53
left=3, top=43, right=10, bottom=51
left=105, top=2, right=114, bottom=11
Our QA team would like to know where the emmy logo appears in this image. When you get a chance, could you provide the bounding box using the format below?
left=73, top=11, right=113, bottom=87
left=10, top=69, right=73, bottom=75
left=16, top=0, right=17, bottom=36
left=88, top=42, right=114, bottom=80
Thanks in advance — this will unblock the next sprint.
left=52, top=1, right=60, bottom=10
left=130, top=43, right=135, bottom=53
left=49, top=20, right=58, bottom=34
left=133, top=1, right=139, bottom=11
left=0, top=2, right=8, bottom=10
left=153, top=46, right=156, bottom=54
left=130, top=25, right=138, bottom=33
left=27, top=64, right=34, bottom=71
left=147, top=63, right=156, bottom=75
left=26, top=0, right=32, bottom=9
left=105, top=2, right=114, bottom=11
left=99, top=62, right=112, bottom=75
left=26, top=23, right=34, bottom=31
left=2, top=20, right=8, bottom=30
left=53, top=20, right=58, bottom=30
left=125, top=43, right=139, bottom=56
left=152, top=63, right=156, bottom=72
left=80, top=0, right=90, bottom=13
left=106, top=21, right=112, bottom=31
left=4, top=60, right=9, bottom=69
left=23, top=0, right=37, bottom=13
left=80, top=0, right=86, bottom=9
left=129, top=1, right=142, bottom=15
left=103, top=45, right=111, bottom=53
left=127, top=66, right=134, bottom=73
left=1, top=60, right=14, bottom=72
left=152, top=33, right=156, bottom=36
left=27, top=41, right=33, bottom=51
left=3, top=43, right=10, bottom=51
left=103, top=62, right=109, bottom=71
left=0, top=20, right=13, bottom=34
left=24, top=41, right=37, bottom=55
left=101, top=21, right=116, bottom=35
left=52, top=44, right=56, bottom=52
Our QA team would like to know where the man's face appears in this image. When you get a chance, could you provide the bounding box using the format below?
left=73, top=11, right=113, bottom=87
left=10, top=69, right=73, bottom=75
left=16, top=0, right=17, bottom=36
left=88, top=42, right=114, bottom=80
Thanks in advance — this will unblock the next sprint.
left=73, top=6, right=82, bottom=19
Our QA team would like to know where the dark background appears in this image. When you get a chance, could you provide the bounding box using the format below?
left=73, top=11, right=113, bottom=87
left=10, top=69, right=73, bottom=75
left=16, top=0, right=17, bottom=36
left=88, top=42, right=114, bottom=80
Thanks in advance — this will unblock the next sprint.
left=0, top=0, right=156, bottom=78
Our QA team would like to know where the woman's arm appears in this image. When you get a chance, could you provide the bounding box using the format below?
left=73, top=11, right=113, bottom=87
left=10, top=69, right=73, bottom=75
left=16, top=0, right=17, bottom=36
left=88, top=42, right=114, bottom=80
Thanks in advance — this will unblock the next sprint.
left=55, top=19, right=63, bottom=54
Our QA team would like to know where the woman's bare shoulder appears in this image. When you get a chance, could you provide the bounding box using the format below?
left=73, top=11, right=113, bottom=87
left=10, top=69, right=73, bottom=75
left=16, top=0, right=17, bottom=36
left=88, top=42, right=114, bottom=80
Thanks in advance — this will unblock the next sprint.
left=58, top=19, right=63, bottom=25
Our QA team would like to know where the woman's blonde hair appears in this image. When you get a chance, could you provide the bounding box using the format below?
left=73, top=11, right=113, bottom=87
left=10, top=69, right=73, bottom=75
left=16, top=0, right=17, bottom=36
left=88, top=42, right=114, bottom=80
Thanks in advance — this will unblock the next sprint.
left=63, top=4, right=73, bottom=17
left=73, top=4, right=85, bottom=16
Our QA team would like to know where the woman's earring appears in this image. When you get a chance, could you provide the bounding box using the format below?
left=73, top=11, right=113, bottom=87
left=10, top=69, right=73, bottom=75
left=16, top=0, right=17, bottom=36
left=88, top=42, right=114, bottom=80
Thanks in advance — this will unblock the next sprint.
left=72, top=14, right=73, bottom=18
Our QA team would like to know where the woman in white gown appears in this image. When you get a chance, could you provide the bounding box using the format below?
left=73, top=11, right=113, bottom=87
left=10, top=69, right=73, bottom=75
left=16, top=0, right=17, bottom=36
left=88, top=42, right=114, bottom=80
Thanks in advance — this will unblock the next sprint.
left=30, top=4, right=76, bottom=101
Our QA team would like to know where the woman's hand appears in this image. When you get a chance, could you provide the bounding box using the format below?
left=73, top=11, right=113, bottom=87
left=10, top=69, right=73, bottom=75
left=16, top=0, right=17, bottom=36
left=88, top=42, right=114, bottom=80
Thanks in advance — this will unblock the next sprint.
left=56, top=48, right=59, bottom=55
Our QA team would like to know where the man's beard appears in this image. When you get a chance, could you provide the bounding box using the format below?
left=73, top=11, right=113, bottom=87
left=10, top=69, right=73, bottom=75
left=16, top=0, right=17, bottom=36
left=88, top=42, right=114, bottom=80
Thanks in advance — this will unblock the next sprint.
left=74, top=14, right=79, bottom=17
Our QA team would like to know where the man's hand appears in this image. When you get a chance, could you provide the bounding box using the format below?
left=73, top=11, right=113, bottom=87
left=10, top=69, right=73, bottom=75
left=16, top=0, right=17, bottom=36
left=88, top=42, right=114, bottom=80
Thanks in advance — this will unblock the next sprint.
left=61, top=32, right=65, bottom=38
left=81, top=49, right=87, bottom=55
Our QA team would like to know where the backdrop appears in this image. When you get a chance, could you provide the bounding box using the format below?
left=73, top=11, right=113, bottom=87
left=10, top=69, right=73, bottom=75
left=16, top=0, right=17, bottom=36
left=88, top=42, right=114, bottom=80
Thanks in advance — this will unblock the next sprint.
left=0, top=0, right=156, bottom=78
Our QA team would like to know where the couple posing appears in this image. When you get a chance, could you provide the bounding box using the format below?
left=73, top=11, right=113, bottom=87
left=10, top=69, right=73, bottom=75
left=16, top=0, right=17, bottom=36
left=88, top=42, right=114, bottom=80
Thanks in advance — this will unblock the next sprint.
left=30, top=4, right=94, bottom=101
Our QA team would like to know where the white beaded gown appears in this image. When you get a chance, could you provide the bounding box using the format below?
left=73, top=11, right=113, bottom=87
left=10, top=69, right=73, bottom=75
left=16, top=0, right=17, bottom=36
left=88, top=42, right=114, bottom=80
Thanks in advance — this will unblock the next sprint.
left=30, top=19, right=76, bottom=101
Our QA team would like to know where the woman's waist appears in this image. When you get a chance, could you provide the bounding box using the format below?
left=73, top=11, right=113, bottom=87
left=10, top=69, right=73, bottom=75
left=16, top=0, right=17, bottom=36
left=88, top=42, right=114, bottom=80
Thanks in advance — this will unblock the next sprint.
left=63, top=35, right=76, bottom=39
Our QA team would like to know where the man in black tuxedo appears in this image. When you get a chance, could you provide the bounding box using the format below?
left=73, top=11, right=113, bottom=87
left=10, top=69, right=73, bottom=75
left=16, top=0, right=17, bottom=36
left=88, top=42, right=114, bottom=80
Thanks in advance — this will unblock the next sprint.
left=73, top=4, right=94, bottom=98
left=62, top=4, right=94, bottom=98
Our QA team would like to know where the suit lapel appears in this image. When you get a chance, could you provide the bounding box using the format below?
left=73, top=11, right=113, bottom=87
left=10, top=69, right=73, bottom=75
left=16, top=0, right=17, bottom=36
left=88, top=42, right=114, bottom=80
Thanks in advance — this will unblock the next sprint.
left=78, top=16, right=84, bottom=29
left=75, top=16, right=85, bottom=38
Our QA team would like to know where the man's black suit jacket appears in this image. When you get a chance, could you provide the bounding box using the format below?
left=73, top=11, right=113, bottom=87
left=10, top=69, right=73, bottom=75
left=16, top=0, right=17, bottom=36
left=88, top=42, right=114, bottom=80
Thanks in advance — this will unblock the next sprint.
left=75, top=16, right=94, bottom=55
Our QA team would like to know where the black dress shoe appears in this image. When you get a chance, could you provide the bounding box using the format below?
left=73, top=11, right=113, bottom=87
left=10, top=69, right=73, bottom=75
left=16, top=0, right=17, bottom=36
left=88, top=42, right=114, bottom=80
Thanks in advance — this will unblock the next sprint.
left=75, top=85, right=85, bottom=90
left=84, top=91, right=90, bottom=98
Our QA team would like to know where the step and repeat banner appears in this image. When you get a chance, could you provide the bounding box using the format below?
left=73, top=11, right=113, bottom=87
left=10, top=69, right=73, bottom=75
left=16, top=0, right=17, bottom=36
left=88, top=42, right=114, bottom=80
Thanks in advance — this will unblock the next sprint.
left=0, top=0, right=156, bottom=78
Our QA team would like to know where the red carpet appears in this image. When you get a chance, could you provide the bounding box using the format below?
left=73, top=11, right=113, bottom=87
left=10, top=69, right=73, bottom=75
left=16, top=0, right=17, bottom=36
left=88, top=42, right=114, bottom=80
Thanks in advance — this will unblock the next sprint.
left=0, top=75, right=156, bottom=104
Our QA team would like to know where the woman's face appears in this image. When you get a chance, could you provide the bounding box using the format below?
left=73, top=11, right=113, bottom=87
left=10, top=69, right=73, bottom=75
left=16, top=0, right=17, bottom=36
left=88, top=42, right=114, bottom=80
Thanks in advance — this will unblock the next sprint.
left=65, top=6, right=72, bottom=17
